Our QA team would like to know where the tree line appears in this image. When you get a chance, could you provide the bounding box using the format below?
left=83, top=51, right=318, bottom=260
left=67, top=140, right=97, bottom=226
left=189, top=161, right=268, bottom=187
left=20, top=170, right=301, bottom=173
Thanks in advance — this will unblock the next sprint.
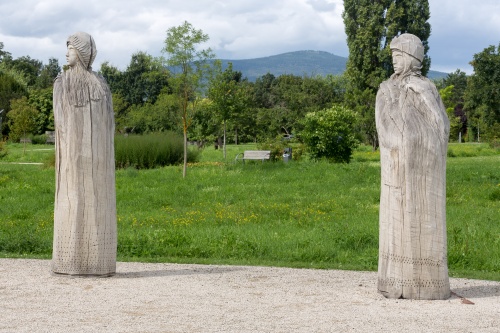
left=1, top=2, right=499, bottom=162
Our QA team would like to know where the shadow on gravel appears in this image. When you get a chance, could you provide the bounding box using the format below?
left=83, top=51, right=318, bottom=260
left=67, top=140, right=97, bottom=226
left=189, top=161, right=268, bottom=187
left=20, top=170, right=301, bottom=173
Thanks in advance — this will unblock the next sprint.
left=452, top=285, right=500, bottom=299
left=114, top=266, right=243, bottom=279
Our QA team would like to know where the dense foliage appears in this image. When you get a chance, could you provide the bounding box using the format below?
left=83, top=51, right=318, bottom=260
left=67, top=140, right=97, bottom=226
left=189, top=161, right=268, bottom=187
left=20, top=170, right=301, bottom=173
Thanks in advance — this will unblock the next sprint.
left=436, top=70, right=469, bottom=141
left=464, top=43, right=500, bottom=143
left=300, top=105, right=359, bottom=163
left=207, top=62, right=247, bottom=158
left=1, top=20, right=499, bottom=158
left=6, top=96, right=38, bottom=142
left=342, top=0, right=431, bottom=148
left=0, top=42, right=58, bottom=140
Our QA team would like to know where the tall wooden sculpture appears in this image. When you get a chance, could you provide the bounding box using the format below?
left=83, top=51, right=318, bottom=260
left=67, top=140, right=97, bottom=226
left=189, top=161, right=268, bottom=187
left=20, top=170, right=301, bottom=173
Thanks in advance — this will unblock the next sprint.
left=52, top=32, right=117, bottom=276
left=375, top=34, right=450, bottom=299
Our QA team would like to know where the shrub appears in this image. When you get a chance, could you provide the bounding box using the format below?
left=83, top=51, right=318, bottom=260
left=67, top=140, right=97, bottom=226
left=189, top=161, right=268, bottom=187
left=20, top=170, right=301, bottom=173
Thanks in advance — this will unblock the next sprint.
left=115, top=132, right=200, bottom=169
left=300, top=105, right=359, bottom=163
left=30, top=134, right=48, bottom=145
left=257, top=136, right=288, bottom=161
left=257, top=136, right=305, bottom=162
left=7, top=96, right=38, bottom=142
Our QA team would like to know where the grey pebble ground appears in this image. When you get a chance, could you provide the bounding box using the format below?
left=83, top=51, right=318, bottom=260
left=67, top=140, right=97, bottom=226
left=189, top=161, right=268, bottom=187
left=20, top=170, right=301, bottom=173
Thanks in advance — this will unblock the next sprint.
left=1, top=259, right=499, bottom=332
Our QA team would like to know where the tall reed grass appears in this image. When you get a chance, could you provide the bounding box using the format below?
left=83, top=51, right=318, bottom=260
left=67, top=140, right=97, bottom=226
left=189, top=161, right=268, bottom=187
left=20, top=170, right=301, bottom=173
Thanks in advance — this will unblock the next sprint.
left=115, top=132, right=200, bottom=169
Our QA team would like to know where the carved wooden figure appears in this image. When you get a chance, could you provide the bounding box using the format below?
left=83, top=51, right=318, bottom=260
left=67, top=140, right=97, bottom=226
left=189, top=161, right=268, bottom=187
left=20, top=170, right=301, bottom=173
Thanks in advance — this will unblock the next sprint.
left=52, top=32, right=117, bottom=276
left=375, top=34, right=450, bottom=299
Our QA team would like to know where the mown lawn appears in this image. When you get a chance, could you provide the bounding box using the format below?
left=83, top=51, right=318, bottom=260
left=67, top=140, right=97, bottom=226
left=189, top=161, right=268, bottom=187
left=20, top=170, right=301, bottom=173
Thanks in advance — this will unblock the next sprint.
left=0, top=142, right=498, bottom=280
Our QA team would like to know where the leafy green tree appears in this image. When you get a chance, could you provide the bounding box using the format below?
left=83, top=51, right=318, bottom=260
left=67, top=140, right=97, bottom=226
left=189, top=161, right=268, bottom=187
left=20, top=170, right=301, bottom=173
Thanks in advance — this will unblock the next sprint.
left=439, top=85, right=462, bottom=141
left=343, top=0, right=431, bottom=149
left=123, top=52, right=170, bottom=105
left=300, top=105, right=359, bottom=163
left=124, top=92, right=181, bottom=134
left=0, top=42, right=11, bottom=62
left=99, top=61, right=124, bottom=93
left=28, top=88, right=54, bottom=134
left=8, top=56, right=42, bottom=87
left=464, top=43, right=500, bottom=142
left=36, top=58, right=61, bottom=89
left=435, top=70, right=469, bottom=141
left=208, top=61, right=245, bottom=158
left=189, top=98, right=219, bottom=145
left=0, top=72, right=27, bottom=114
left=230, top=80, right=257, bottom=143
left=250, top=73, right=347, bottom=141
left=0, top=68, right=28, bottom=136
left=111, top=92, right=130, bottom=132
left=101, top=53, right=169, bottom=106
left=162, top=21, right=215, bottom=177
left=253, top=73, right=277, bottom=109
left=7, top=96, right=38, bottom=148
left=99, top=63, right=130, bottom=131
left=383, top=0, right=431, bottom=76
left=100, top=54, right=170, bottom=133
left=271, top=74, right=347, bottom=135
left=303, top=74, right=347, bottom=107
left=437, top=69, right=468, bottom=105
left=255, top=106, right=287, bottom=140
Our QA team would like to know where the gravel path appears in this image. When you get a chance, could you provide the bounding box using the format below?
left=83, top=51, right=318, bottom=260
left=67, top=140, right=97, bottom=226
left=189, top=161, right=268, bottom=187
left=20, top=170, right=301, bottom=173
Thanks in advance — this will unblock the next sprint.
left=1, top=259, right=499, bottom=332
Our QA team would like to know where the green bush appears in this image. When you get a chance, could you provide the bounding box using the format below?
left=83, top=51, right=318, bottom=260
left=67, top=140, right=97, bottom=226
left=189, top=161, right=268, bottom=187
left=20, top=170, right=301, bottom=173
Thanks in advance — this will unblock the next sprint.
left=30, top=134, right=47, bottom=145
left=257, top=136, right=305, bottom=161
left=7, top=96, right=39, bottom=142
left=257, top=136, right=287, bottom=161
left=300, top=105, right=359, bottom=163
left=115, top=132, right=200, bottom=169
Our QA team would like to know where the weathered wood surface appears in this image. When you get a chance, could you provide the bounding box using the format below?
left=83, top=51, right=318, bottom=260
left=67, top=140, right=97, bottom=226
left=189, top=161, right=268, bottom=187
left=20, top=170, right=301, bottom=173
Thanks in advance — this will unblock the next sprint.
left=375, top=34, right=451, bottom=300
left=52, top=32, right=116, bottom=276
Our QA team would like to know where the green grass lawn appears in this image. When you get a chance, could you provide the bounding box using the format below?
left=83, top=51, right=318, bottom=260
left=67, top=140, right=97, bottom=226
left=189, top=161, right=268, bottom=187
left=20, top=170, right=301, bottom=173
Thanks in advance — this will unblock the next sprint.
left=0, top=143, right=55, bottom=164
left=0, top=141, right=499, bottom=280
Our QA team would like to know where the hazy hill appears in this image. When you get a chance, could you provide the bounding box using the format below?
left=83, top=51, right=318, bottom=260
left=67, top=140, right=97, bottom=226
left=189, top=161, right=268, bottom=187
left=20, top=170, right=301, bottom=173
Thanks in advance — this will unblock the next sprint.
left=218, top=50, right=448, bottom=81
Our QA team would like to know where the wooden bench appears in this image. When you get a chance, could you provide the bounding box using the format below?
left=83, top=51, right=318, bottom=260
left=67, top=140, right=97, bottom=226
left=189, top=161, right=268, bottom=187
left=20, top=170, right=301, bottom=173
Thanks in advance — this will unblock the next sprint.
left=235, top=150, right=271, bottom=162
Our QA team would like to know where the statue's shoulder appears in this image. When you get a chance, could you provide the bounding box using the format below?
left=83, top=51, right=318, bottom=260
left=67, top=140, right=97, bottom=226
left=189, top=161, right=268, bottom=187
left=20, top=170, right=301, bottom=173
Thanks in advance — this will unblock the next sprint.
left=378, top=78, right=392, bottom=92
left=91, top=71, right=108, bottom=84
left=53, top=72, right=64, bottom=93
left=405, top=74, right=436, bottom=94
left=91, top=71, right=112, bottom=95
left=407, top=74, right=432, bottom=84
left=54, top=72, right=63, bottom=83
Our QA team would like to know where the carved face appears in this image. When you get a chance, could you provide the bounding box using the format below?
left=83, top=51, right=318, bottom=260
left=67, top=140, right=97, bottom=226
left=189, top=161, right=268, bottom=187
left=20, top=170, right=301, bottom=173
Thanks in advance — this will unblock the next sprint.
left=392, top=50, right=406, bottom=75
left=66, top=45, right=79, bottom=67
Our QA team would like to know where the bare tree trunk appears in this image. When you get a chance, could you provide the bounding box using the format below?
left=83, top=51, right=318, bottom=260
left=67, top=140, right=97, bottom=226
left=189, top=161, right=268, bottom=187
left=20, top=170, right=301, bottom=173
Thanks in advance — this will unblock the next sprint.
left=183, top=126, right=187, bottom=178
left=23, top=131, right=26, bottom=155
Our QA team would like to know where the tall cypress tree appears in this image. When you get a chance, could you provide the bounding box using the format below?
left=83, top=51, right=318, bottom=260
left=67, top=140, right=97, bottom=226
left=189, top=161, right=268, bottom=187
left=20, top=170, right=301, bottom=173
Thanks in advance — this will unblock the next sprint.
left=342, top=0, right=431, bottom=148
left=384, top=0, right=431, bottom=76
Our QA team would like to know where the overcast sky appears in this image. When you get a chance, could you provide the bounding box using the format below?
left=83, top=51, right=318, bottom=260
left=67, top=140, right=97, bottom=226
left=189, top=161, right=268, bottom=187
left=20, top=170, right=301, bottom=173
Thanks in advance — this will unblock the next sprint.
left=1, top=0, right=499, bottom=75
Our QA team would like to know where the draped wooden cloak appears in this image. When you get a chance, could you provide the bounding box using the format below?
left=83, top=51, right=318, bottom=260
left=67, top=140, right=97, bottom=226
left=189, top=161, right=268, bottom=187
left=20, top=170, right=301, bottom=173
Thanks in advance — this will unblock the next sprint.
left=51, top=71, right=117, bottom=276
left=375, top=73, right=450, bottom=299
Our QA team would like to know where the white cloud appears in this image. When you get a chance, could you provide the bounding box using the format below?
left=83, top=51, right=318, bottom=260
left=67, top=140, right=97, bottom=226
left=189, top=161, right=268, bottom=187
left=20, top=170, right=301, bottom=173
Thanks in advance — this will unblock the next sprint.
left=0, top=0, right=498, bottom=74
left=428, top=0, right=500, bottom=73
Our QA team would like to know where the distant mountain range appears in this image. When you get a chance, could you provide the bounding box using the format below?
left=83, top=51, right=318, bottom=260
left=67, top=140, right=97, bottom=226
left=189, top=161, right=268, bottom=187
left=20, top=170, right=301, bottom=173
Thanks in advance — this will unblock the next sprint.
left=218, top=50, right=448, bottom=81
